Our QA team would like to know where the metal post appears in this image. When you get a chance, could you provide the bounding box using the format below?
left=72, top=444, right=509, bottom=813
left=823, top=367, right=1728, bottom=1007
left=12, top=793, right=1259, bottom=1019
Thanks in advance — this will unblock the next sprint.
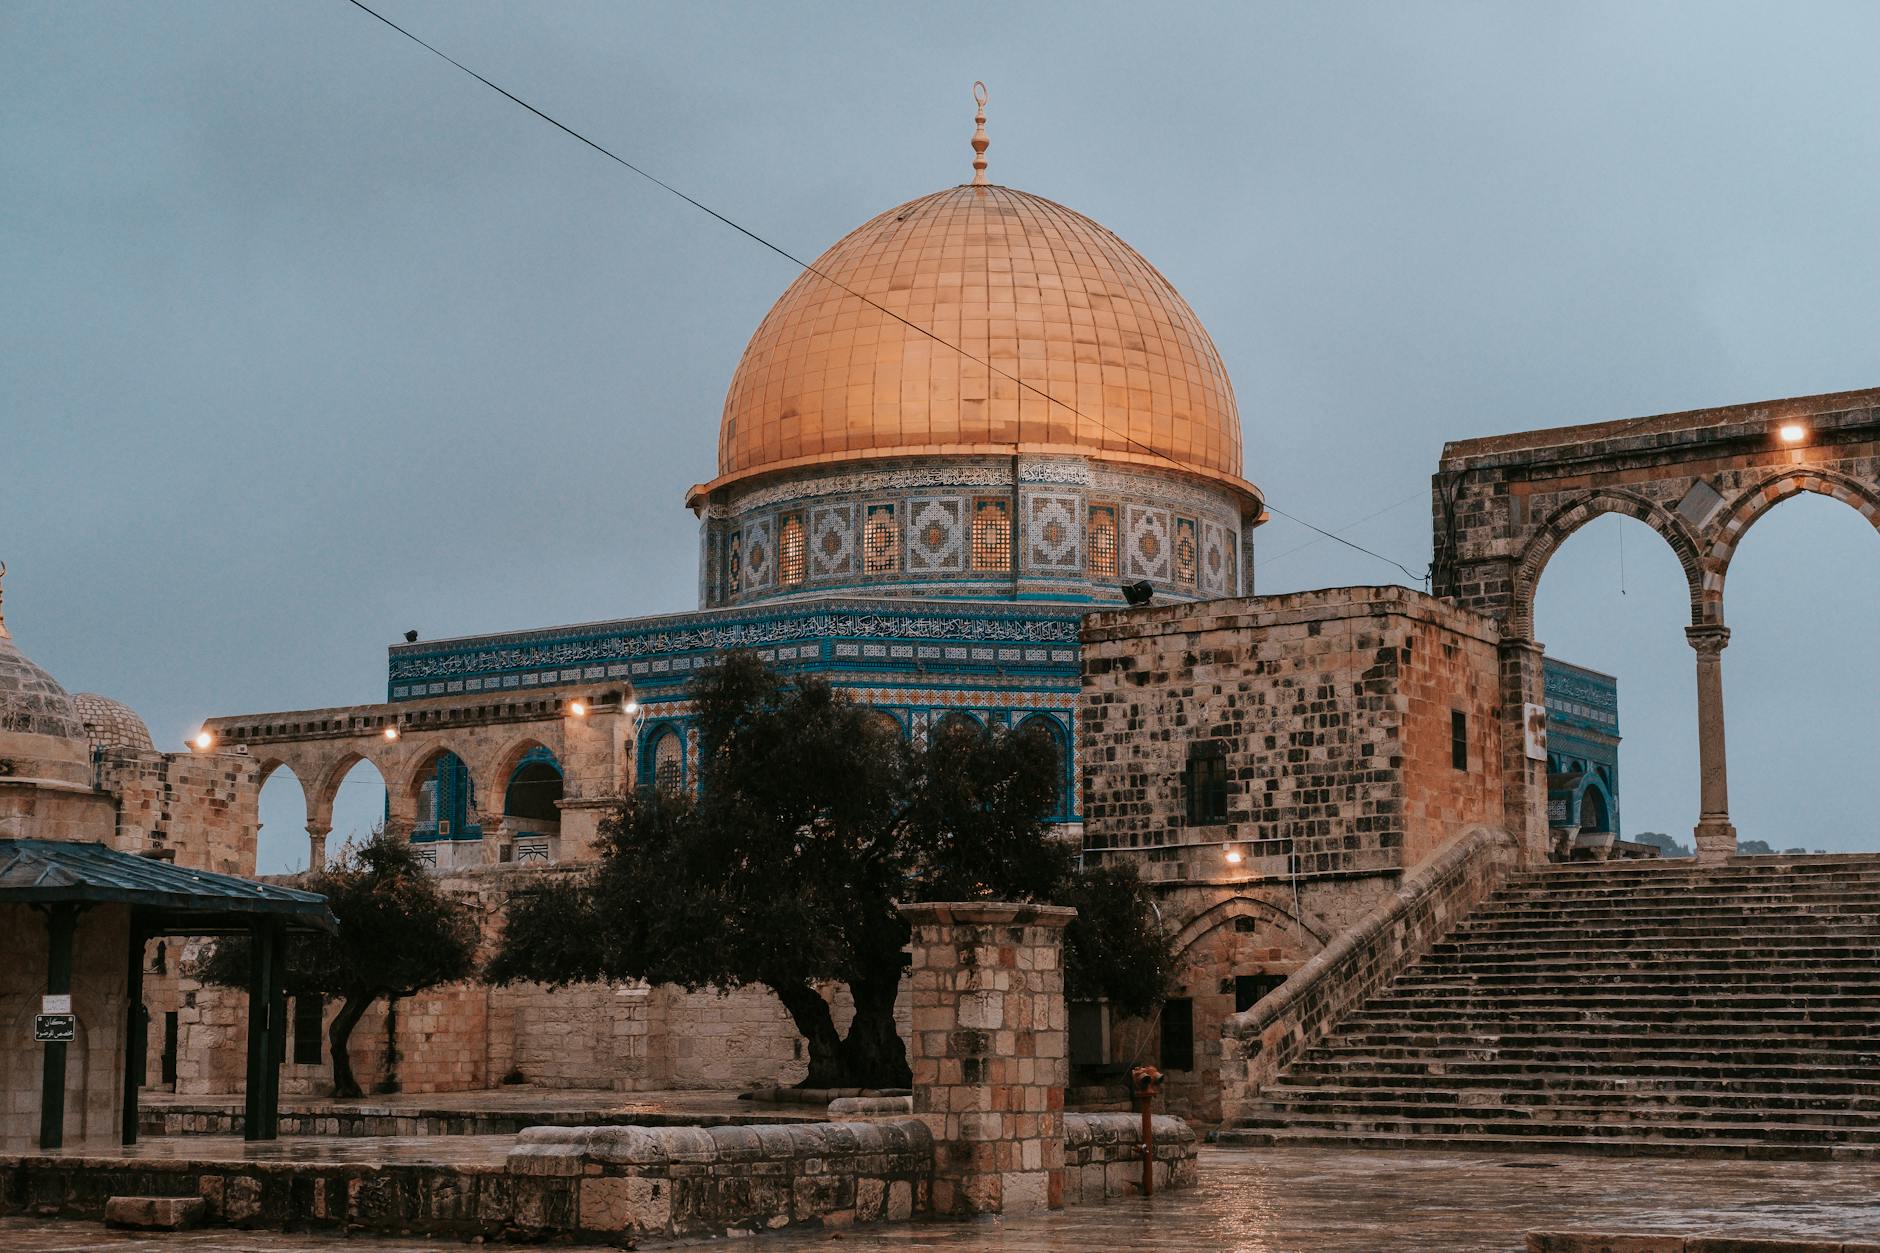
left=242, top=922, right=275, bottom=1141
left=120, top=917, right=148, bottom=1145
left=1130, top=1064, right=1163, bottom=1198
left=39, top=904, right=78, bottom=1150
left=264, top=920, right=287, bottom=1138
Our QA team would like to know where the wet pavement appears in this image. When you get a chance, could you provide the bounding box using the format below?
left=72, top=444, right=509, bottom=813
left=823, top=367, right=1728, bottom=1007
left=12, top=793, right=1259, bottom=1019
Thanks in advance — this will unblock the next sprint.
left=3, top=1145, right=1877, bottom=1250
left=15, top=1131, right=519, bottom=1167
left=141, top=1084, right=821, bottom=1122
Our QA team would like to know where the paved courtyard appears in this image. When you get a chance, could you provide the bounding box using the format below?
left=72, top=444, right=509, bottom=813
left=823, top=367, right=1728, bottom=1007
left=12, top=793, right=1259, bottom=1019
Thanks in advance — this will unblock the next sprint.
left=3, top=1146, right=1877, bottom=1251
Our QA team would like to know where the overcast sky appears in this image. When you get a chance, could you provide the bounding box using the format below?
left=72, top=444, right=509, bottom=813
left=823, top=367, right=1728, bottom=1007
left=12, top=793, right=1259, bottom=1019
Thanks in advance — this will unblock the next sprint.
left=5, top=1, right=1878, bottom=871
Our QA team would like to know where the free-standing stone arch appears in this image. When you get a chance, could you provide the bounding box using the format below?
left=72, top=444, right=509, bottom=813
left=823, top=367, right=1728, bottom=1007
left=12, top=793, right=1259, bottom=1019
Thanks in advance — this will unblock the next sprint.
left=1432, top=386, right=1880, bottom=863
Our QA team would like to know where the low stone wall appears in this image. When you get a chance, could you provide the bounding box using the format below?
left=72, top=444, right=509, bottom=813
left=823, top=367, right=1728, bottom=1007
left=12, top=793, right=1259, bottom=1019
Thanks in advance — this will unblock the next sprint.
left=1061, top=1113, right=1197, bottom=1204
left=1219, top=824, right=1519, bottom=1122
left=139, top=1102, right=818, bottom=1140
left=507, top=1120, right=932, bottom=1240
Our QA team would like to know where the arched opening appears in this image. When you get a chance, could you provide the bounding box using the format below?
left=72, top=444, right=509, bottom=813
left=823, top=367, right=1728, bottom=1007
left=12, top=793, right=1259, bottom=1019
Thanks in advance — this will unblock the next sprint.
left=504, top=747, right=564, bottom=827
left=1716, top=492, right=1880, bottom=854
left=256, top=762, right=310, bottom=875
left=408, top=748, right=479, bottom=844
left=1017, top=714, right=1071, bottom=818
left=931, top=711, right=985, bottom=742
left=1533, top=512, right=1701, bottom=858
left=325, top=756, right=389, bottom=860
left=640, top=723, right=687, bottom=792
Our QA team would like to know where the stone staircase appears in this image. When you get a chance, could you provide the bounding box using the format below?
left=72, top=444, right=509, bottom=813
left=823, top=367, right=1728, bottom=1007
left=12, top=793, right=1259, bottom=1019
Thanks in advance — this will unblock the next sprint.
left=1220, top=855, right=1880, bottom=1158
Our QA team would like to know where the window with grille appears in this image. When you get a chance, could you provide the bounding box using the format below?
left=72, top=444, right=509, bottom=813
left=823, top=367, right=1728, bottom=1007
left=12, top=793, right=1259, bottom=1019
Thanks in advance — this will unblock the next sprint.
left=970, top=498, right=1010, bottom=571
left=778, top=514, right=806, bottom=586
left=1451, top=710, right=1468, bottom=770
left=863, top=504, right=899, bottom=574
left=1175, top=517, right=1198, bottom=586
left=1184, top=739, right=1229, bottom=825
left=653, top=731, right=684, bottom=790
left=726, top=534, right=741, bottom=594
left=1088, top=504, right=1118, bottom=578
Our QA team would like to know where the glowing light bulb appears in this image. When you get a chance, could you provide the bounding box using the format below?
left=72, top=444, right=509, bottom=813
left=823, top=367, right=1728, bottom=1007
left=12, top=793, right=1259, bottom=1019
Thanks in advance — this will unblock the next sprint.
left=623, top=700, right=640, bottom=715
left=193, top=731, right=214, bottom=751
left=1779, top=423, right=1807, bottom=444
left=383, top=726, right=399, bottom=741
left=570, top=701, right=587, bottom=717
left=1224, top=848, right=1243, bottom=865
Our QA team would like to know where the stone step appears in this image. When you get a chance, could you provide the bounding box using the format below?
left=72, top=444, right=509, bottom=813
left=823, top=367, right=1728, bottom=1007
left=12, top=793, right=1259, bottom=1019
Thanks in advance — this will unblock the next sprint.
left=1279, top=1070, right=1880, bottom=1098
left=1313, top=1033, right=1880, bottom=1059
left=1225, top=1109, right=1880, bottom=1145
left=1255, top=1086, right=1880, bottom=1119
left=1406, top=955, right=1880, bottom=977
left=1391, top=970, right=1880, bottom=991
left=1354, top=995, right=1880, bottom=1016
left=1211, top=1126, right=1875, bottom=1161
left=1435, top=926, right=1880, bottom=947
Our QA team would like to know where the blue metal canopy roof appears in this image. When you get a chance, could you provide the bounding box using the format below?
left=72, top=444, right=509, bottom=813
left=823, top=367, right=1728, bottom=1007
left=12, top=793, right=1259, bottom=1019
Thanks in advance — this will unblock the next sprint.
left=0, top=840, right=335, bottom=930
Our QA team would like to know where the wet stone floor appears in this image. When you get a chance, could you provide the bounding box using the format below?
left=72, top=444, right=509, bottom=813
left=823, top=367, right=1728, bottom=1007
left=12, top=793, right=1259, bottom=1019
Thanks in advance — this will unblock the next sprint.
left=3, top=1146, right=1878, bottom=1251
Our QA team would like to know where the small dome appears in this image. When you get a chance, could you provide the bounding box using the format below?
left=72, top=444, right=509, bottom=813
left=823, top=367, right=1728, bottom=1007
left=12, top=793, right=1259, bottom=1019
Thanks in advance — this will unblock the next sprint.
left=73, top=693, right=154, bottom=754
left=697, top=183, right=1255, bottom=510
left=0, top=634, right=84, bottom=743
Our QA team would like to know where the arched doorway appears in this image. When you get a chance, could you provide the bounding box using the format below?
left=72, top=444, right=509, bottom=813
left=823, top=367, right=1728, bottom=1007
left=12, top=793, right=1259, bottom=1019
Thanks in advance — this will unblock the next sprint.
left=502, top=746, right=564, bottom=863
left=1715, top=493, right=1880, bottom=853
left=1533, top=512, right=1700, bottom=859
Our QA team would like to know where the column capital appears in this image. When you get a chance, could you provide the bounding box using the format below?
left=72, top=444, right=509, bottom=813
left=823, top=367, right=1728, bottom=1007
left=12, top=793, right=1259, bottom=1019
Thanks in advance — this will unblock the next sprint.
left=304, top=822, right=333, bottom=838
left=1685, top=624, right=1731, bottom=654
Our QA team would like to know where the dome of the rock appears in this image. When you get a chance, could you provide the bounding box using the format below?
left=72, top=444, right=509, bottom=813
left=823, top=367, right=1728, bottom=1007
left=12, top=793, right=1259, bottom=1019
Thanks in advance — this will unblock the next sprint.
left=73, top=692, right=155, bottom=754
left=697, top=184, right=1253, bottom=505
left=0, top=589, right=93, bottom=787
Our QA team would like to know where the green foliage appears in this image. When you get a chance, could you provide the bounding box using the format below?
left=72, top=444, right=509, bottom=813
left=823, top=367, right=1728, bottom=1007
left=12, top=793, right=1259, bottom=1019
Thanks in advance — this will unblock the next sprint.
left=191, top=831, right=478, bottom=1096
left=488, top=651, right=1171, bottom=1088
left=1060, top=863, right=1174, bottom=1021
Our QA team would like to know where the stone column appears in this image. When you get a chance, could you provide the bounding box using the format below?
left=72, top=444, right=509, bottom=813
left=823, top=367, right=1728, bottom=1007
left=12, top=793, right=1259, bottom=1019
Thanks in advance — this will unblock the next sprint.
left=306, top=822, right=331, bottom=871
left=1687, top=625, right=1736, bottom=864
left=898, top=900, right=1075, bottom=1217
left=1499, top=638, right=1551, bottom=864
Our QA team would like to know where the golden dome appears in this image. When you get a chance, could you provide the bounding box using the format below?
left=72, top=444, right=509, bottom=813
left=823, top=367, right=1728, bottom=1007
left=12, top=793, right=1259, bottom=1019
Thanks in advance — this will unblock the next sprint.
left=693, top=184, right=1254, bottom=509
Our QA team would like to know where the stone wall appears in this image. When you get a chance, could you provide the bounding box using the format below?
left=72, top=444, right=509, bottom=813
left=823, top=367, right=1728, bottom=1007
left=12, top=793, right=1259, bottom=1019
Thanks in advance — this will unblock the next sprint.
left=1080, top=584, right=1504, bottom=879
left=509, top=1120, right=933, bottom=1240
left=1217, top=824, right=1518, bottom=1123
left=95, top=748, right=259, bottom=877
left=0, top=903, right=130, bottom=1149
left=1060, top=1112, right=1198, bottom=1203
left=1078, top=585, right=1506, bottom=1123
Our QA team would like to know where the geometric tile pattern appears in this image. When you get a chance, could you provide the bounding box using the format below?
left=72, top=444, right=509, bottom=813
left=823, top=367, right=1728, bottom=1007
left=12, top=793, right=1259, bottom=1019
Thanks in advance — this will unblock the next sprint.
left=1123, top=504, right=1172, bottom=582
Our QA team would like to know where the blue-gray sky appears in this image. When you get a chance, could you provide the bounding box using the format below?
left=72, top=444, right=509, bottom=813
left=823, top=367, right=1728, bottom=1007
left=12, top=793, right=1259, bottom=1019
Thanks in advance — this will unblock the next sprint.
left=4, top=1, right=1877, bottom=871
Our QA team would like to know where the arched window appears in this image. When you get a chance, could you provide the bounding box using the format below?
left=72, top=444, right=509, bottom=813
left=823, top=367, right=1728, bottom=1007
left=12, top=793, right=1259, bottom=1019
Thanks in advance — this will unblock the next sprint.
left=863, top=504, right=899, bottom=574
left=1019, top=715, right=1070, bottom=817
left=1088, top=504, right=1118, bottom=578
left=779, top=514, right=806, bottom=586
left=646, top=727, right=685, bottom=791
left=971, top=499, right=1011, bottom=571
left=504, top=746, right=564, bottom=825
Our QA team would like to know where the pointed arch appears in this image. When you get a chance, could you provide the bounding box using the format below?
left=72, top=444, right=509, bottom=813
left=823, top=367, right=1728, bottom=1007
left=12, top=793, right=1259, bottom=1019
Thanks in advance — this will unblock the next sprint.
left=1512, top=489, right=1706, bottom=637
left=1168, top=893, right=1328, bottom=959
left=1705, top=467, right=1880, bottom=614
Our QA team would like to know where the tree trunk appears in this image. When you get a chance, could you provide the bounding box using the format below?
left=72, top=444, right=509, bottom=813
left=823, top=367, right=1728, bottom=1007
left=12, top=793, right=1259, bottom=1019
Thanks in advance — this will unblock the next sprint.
left=327, top=992, right=374, bottom=1100
left=765, top=981, right=848, bottom=1089
left=841, top=966, right=912, bottom=1090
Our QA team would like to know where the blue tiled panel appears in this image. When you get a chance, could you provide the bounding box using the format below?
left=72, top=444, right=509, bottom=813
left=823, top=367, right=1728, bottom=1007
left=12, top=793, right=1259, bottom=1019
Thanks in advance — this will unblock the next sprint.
left=1544, top=657, right=1622, bottom=837
left=386, top=597, right=1087, bottom=821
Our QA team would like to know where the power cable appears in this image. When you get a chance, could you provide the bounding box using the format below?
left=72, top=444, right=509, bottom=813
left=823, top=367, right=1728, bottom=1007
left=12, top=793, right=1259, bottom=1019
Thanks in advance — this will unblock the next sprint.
left=341, top=0, right=1427, bottom=584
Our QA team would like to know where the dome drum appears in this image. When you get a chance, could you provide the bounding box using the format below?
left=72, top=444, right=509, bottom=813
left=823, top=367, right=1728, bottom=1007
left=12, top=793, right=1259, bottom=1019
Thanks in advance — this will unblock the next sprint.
left=697, top=454, right=1250, bottom=608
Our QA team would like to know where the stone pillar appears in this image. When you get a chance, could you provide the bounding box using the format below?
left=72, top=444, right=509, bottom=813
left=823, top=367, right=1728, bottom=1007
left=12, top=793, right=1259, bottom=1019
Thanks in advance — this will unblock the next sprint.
left=1687, top=625, right=1736, bottom=864
left=306, top=822, right=331, bottom=871
left=898, top=900, right=1075, bottom=1217
left=1499, top=638, right=1551, bottom=864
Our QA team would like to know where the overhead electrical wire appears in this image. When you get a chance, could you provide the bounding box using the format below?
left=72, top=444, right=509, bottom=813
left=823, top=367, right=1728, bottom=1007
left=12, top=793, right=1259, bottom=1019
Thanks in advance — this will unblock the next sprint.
left=342, top=0, right=1428, bottom=585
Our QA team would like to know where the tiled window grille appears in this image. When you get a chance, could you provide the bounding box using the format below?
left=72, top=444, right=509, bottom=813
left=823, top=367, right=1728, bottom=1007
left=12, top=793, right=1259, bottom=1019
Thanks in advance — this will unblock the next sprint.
left=863, top=503, right=899, bottom=573
left=778, top=514, right=806, bottom=586
left=726, top=534, right=741, bottom=594
left=971, top=498, right=1011, bottom=571
left=653, top=731, right=684, bottom=791
left=1175, top=517, right=1198, bottom=586
left=1088, top=504, right=1118, bottom=578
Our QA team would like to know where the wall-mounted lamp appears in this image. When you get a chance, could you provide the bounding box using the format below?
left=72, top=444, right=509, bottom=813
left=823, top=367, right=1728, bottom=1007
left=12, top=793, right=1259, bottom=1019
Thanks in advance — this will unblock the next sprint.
left=623, top=700, right=640, bottom=715
left=1778, top=422, right=1808, bottom=444
left=1223, top=847, right=1244, bottom=865
left=383, top=726, right=400, bottom=741
left=569, top=701, right=588, bottom=717
left=193, top=731, right=214, bottom=751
